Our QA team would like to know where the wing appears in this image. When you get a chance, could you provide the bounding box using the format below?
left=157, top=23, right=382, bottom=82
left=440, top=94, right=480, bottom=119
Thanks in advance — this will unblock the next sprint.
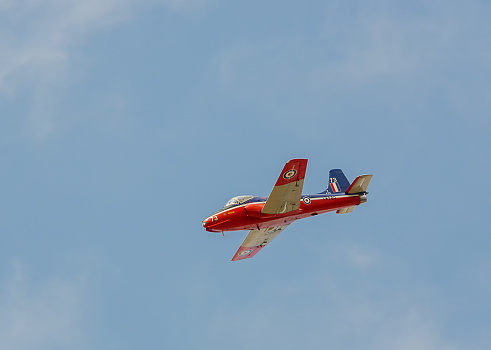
left=231, top=225, right=289, bottom=261
left=261, top=159, right=308, bottom=214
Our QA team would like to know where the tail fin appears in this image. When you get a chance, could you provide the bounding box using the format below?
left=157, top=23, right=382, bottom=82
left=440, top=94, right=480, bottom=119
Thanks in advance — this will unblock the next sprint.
left=326, top=169, right=350, bottom=194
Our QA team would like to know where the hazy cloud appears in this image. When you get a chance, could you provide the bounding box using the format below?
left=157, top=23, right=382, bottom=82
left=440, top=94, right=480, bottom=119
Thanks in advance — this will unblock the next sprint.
left=208, top=277, right=457, bottom=350
left=331, top=244, right=380, bottom=271
left=0, top=263, right=88, bottom=350
left=311, top=0, right=491, bottom=88
left=0, top=0, right=203, bottom=140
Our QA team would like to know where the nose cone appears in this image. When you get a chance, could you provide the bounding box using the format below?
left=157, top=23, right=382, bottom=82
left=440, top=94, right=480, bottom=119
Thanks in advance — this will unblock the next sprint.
left=202, top=215, right=222, bottom=232
left=202, top=217, right=211, bottom=228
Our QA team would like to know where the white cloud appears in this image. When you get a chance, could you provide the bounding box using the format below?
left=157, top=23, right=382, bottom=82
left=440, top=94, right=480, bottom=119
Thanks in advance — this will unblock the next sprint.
left=218, top=47, right=249, bottom=87
left=162, top=0, right=205, bottom=12
left=0, top=263, right=88, bottom=350
left=374, top=310, right=457, bottom=350
left=0, top=0, right=130, bottom=140
left=0, top=0, right=125, bottom=90
left=0, top=0, right=203, bottom=141
left=333, top=244, right=380, bottom=271
left=311, top=0, right=491, bottom=88
left=207, top=278, right=458, bottom=350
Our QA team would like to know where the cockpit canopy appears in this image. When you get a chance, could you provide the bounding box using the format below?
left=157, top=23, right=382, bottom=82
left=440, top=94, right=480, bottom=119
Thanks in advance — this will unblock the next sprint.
left=223, top=195, right=253, bottom=209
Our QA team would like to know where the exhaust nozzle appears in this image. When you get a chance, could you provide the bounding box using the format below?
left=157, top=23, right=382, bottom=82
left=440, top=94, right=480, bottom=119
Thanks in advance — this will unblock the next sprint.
left=359, top=194, right=367, bottom=204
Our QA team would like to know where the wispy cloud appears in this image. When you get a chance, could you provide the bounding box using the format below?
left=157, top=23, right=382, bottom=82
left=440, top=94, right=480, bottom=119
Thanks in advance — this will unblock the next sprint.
left=0, top=0, right=127, bottom=92
left=0, top=263, right=88, bottom=350
left=0, top=0, right=130, bottom=140
left=374, top=310, right=458, bottom=350
left=330, top=243, right=380, bottom=271
left=207, top=278, right=457, bottom=350
left=311, top=0, right=491, bottom=88
left=0, top=0, right=203, bottom=141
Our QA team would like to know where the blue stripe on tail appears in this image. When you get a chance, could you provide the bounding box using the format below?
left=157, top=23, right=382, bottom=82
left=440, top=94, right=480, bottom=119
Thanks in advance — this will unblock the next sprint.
left=326, top=169, right=350, bottom=193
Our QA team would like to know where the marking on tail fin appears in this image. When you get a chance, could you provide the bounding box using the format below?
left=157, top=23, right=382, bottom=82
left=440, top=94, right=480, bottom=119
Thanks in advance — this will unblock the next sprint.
left=329, top=178, right=340, bottom=192
left=328, top=169, right=350, bottom=193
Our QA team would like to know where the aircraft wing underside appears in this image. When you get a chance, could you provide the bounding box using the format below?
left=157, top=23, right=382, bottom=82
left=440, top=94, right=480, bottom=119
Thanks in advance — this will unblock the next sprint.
left=231, top=225, right=290, bottom=261
left=261, top=159, right=307, bottom=214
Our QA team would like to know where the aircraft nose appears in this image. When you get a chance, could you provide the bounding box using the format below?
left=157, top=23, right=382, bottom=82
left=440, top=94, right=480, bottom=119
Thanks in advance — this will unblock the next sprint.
left=202, top=217, right=211, bottom=227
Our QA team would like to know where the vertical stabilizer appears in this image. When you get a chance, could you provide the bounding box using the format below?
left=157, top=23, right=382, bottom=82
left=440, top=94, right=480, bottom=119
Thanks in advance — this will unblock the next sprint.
left=327, top=169, right=350, bottom=193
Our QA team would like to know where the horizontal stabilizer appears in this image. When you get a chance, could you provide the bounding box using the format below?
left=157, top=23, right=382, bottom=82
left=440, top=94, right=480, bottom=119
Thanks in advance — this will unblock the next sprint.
left=345, top=174, right=373, bottom=194
left=336, top=206, right=355, bottom=214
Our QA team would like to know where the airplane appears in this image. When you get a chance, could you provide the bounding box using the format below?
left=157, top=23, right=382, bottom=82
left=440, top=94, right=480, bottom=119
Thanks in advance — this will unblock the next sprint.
left=202, top=159, right=372, bottom=261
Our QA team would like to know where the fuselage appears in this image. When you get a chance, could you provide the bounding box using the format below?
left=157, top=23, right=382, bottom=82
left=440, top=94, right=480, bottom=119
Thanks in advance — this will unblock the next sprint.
left=203, top=193, right=366, bottom=232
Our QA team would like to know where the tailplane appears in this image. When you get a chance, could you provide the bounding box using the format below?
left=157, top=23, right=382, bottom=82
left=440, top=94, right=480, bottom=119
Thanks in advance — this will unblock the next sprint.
left=321, top=169, right=373, bottom=195
left=346, top=174, right=373, bottom=194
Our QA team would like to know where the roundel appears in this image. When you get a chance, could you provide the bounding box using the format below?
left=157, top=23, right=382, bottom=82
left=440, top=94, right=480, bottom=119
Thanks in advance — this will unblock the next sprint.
left=239, top=249, right=253, bottom=256
left=283, top=169, right=297, bottom=179
left=303, top=196, right=311, bottom=205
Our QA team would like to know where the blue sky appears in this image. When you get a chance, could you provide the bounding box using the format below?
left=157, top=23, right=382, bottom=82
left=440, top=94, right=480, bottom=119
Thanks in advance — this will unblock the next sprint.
left=1, top=0, right=490, bottom=349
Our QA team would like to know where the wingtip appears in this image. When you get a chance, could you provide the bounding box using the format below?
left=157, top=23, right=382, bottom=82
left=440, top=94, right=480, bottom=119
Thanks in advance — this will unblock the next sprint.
left=231, top=246, right=264, bottom=261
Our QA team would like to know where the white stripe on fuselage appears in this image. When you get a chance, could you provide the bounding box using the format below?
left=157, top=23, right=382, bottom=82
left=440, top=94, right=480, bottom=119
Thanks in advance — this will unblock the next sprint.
left=209, top=195, right=354, bottom=217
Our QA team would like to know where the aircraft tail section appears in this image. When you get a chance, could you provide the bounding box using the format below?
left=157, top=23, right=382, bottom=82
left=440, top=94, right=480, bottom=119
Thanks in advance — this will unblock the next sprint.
left=321, top=169, right=373, bottom=196
left=346, top=174, right=373, bottom=194
left=336, top=174, right=372, bottom=214
left=327, top=169, right=350, bottom=193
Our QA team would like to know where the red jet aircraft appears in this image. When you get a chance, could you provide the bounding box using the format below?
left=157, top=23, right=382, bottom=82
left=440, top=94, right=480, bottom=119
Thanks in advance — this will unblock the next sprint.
left=202, top=159, right=372, bottom=261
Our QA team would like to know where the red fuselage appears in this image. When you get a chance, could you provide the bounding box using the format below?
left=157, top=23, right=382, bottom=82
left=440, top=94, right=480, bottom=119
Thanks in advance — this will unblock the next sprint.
left=203, top=193, right=365, bottom=232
